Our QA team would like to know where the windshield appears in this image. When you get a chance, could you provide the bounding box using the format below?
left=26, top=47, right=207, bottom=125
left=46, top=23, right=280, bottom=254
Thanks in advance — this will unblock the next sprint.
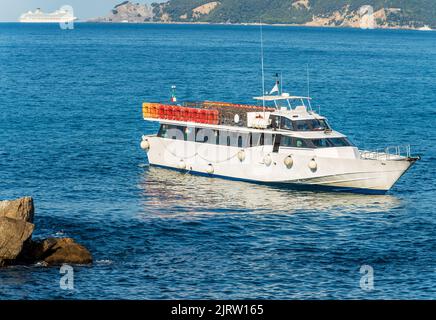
left=273, top=99, right=290, bottom=109
left=294, top=119, right=330, bottom=131
left=277, top=117, right=330, bottom=131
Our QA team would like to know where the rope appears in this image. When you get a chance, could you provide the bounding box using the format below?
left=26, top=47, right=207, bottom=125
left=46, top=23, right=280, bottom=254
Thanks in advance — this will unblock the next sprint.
left=196, top=150, right=239, bottom=164
left=159, top=140, right=240, bottom=164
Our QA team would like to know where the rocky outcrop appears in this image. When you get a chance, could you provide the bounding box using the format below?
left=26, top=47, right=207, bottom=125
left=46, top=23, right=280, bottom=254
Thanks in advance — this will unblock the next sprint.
left=192, top=2, right=220, bottom=19
left=292, top=0, right=310, bottom=10
left=0, top=197, right=92, bottom=267
left=20, top=238, right=92, bottom=266
left=0, top=217, right=34, bottom=266
left=0, top=196, right=34, bottom=223
left=304, top=6, right=406, bottom=29
left=89, top=1, right=153, bottom=23
left=0, top=197, right=35, bottom=266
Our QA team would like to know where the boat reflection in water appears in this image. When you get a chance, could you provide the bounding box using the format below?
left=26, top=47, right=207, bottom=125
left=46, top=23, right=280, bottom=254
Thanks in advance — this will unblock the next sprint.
left=138, top=166, right=402, bottom=218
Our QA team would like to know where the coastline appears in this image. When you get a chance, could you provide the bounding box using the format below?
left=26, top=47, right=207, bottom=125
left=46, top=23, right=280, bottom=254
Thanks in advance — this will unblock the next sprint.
left=81, top=20, right=434, bottom=31
left=1, top=20, right=433, bottom=31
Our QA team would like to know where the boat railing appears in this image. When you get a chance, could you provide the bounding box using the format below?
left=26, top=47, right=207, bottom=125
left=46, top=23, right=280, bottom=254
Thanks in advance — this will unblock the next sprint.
left=360, top=145, right=411, bottom=161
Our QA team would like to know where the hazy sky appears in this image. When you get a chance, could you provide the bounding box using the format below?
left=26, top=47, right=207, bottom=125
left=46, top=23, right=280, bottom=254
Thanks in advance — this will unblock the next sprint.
left=0, top=0, right=162, bottom=22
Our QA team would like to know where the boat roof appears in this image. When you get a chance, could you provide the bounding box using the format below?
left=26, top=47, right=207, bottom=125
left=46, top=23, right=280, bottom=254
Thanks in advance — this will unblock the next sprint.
left=272, top=109, right=326, bottom=121
left=253, top=94, right=312, bottom=101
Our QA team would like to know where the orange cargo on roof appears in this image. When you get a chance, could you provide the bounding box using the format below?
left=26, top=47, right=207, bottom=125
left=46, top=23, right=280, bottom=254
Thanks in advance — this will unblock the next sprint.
left=143, top=102, right=161, bottom=118
left=173, top=106, right=181, bottom=121
left=167, top=105, right=175, bottom=120
left=142, top=103, right=149, bottom=118
left=159, top=105, right=165, bottom=119
left=150, top=104, right=157, bottom=118
left=199, top=109, right=207, bottom=123
left=180, top=107, right=188, bottom=121
left=185, top=108, right=193, bottom=122
left=209, top=110, right=219, bottom=124
left=193, top=109, right=200, bottom=123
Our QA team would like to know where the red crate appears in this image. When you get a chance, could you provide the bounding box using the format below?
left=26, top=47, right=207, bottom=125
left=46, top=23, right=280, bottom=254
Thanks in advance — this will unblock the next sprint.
left=210, top=109, right=219, bottom=124
left=166, top=106, right=175, bottom=120
left=180, top=107, right=189, bottom=121
left=158, top=105, right=166, bottom=119
left=187, top=108, right=196, bottom=123
left=149, top=104, right=157, bottom=118
left=198, top=109, right=208, bottom=123
left=173, top=106, right=181, bottom=121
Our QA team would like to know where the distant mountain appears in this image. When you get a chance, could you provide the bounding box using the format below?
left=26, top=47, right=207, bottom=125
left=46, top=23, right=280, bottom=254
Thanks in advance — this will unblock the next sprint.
left=90, top=0, right=435, bottom=29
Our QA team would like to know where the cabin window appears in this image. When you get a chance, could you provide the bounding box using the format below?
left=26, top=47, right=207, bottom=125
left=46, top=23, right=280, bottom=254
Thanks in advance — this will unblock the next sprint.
left=279, top=136, right=311, bottom=148
left=281, top=136, right=292, bottom=147
left=312, top=138, right=330, bottom=148
left=270, top=115, right=281, bottom=129
left=280, top=136, right=353, bottom=148
left=250, top=133, right=263, bottom=146
left=159, top=127, right=274, bottom=148
left=218, top=131, right=231, bottom=146
left=295, top=138, right=309, bottom=148
left=280, top=117, right=293, bottom=130
left=295, top=121, right=310, bottom=131
left=293, top=119, right=330, bottom=131
left=311, top=138, right=353, bottom=148
left=237, top=133, right=250, bottom=148
left=196, top=128, right=215, bottom=144
left=328, top=138, right=354, bottom=147
left=168, top=125, right=185, bottom=140
left=185, top=127, right=195, bottom=141
left=273, top=134, right=281, bottom=152
left=157, top=124, right=168, bottom=138
left=158, top=124, right=185, bottom=140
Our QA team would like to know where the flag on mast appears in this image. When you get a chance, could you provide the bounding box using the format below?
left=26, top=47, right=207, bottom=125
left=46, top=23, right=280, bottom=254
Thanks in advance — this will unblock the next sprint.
left=170, top=85, right=177, bottom=102
left=269, top=81, right=279, bottom=95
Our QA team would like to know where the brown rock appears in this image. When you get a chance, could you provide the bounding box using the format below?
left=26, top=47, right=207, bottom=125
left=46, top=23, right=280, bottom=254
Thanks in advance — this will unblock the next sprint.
left=0, top=197, right=34, bottom=223
left=24, top=237, right=92, bottom=266
left=0, top=217, right=34, bottom=263
left=0, top=197, right=92, bottom=267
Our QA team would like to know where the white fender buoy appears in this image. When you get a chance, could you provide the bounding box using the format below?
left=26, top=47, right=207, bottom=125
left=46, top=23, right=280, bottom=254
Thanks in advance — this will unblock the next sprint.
left=178, top=160, right=186, bottom=170
left=206, top=164, right=214, bottom=174
left=284, top=155, right=293, bottom=168
left=308, top=159, right=317, bottom=171
left=140, top=139, right=150, bottom=151
left=263, top=154, right=272, bottom=167
left=237, top=149, right=246, bottom=162
left=234, top=114, right=240, bottom=124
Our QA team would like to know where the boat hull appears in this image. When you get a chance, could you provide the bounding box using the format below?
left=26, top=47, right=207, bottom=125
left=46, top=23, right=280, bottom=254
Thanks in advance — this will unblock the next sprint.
left=143, top=136, right=417, bottom=194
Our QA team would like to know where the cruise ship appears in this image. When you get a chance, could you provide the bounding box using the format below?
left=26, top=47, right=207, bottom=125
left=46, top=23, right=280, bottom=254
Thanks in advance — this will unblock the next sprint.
left=19, top=8, right=76, bottom=23
left=140, top=86, right=419, bottom=194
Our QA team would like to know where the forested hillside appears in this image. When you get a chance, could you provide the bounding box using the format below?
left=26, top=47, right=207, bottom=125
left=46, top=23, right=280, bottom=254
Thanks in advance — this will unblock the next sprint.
left=92, top=0, right=436, bottom=29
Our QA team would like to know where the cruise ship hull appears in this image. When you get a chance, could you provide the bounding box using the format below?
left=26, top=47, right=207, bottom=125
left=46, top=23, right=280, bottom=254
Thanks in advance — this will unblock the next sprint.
left=19, top=8, right=76, bottom=23
left=19, top=17, right=76, bottom=23
left=143, top=136, right=417, bottom=194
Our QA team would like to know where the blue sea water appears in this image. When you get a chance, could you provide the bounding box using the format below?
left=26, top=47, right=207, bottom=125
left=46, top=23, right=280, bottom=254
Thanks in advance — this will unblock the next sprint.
left=0, top=23, right=435, bottom=299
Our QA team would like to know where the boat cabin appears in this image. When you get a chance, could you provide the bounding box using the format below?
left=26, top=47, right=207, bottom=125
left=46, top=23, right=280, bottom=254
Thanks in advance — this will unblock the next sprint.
left=250, top=93, right=331, bottom=132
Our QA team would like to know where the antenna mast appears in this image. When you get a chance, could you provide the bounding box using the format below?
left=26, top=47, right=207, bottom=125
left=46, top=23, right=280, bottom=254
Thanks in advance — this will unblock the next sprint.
left=306, top=63, right=313, bottom=111
left=260, top=21, right=265, bottom=111
left=306, top=64, right=310, bottom=98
